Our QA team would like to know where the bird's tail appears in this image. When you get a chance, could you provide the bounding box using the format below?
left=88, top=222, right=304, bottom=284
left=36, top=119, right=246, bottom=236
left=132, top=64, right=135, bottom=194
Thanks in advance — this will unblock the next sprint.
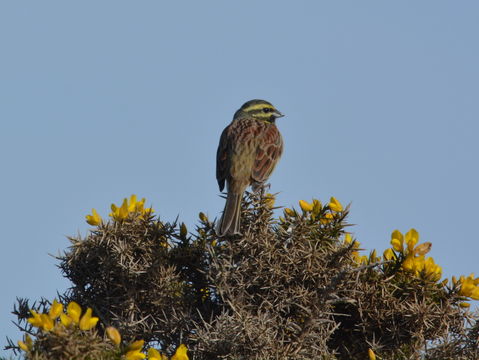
left=216, top=192, right=242, bottom=237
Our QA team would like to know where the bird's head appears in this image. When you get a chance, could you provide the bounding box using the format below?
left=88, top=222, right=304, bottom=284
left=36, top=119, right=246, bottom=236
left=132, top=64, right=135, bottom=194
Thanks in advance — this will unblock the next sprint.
left=234, top=99, right=284, bottom=123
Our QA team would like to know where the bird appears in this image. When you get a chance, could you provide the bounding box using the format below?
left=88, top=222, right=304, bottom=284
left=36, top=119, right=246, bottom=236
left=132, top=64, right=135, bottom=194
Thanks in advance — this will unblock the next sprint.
left=216, top=99, right=284, bottom=236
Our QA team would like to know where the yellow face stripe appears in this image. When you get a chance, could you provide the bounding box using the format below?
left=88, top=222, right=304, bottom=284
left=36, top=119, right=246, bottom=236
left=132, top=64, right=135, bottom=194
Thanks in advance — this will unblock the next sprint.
left=243, top=103, right=275, bottom=112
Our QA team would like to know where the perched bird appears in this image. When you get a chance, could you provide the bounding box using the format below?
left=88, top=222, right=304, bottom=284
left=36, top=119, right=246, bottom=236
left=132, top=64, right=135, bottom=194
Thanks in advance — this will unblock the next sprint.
left=216, top=99, right=284, bottom=236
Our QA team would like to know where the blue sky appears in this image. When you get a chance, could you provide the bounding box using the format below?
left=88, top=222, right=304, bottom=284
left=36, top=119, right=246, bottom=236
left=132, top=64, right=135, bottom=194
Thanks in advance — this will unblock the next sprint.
left=1, top=1, right=478, bottom=353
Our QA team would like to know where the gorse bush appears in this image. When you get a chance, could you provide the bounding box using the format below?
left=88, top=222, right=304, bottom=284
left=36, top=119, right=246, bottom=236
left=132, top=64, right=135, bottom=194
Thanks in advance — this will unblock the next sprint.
left=6, top=193, right=479, bottom=359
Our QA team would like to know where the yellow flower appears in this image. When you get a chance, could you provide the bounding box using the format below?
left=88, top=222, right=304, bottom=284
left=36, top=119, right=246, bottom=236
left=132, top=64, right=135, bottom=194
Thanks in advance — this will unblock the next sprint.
left=40, top=314, right=54, bottom=331
left=126, top=340, right=146, bottom=360
left=299, top=200, right=313, bottom=212
left=148, top=348, right=168, bottom=360
left=25, top=334, right=33, bottom=347
left=17, top=340, right=29, bottom=352
left=136, top=199, right=145, bottom=213
left=312, top=199, right=322, bottom=216
left=467, top=287, right=479, bottom=300
left=128, top=340, right=145, bottom=351
left=49, top=299, right=63, bottom=320
left=110, top=198, right=129, bottom=221
left=350, top=253, right=360, bottom=264
left=423, top=257, right=442, bottom=281
left=138, top=199, right=148, bottom=212
left=110, top=204, right=119, bottom=219
left=390, top=239, right=402, bottom=252
left=130, top=195, right=152, bottom=214
left=284, top=208, right=295, bottom=217
left=67, top=301, right=82, bottom=324
left=18, top=335, right=33, bottom=352
left=139, top=197, right=149, bottom=212
left=119, top=198, right=129, bottom=219
left=401, top=251, right=442, bottom=282
left=343, top=234, right=361, bottom=262
left=368, top=348, right=376, bottom=360
left=27, top=310, right=54, bottom=331
left=60, top=313, right=73, bottom=327
left=369, top=249, right=379, bottom=262
left=128, top=195, right=138, bottom=212
left=460, top=281, right=476, bottom=298
left=390, top=230, right=404, bottom=253
left=458, top=274, right=479, bottom=300
left=79, top=308, right=99, bottom=330
left=383, top=248, right=395, bottom=261
left=328, top=197, right=343, bottom=212
left=358, top=255, right=368, bottom=265
left=85, top=208, right=102, bottom=226
left=344, top=233, right=353, bottom=244
left=143, top=207, right=154, bottom=215
left=405, top=228, right=419, bottom=252
left=171, top=344, right=189, bottom=360
left=148, top=348, right=161, bottom=360
left=125, top=350, right=146, bottom=360
left=402, top=255, right=414, bottom=272
left=106, top=326, right=121, bottom=345
left=27, top=310, right=43, bottom=328
left=320, top=212, right=334, bottom=224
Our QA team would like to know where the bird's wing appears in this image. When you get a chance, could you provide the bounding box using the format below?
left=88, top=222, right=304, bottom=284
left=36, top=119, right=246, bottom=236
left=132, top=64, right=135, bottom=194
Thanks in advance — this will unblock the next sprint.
left=252, top=125, right=283, bottom=184
left=216, top=126, right=229, bottom=192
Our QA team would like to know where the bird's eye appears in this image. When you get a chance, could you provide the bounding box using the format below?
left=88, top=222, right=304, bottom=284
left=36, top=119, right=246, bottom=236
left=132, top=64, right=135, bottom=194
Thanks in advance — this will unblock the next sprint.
left=263, top=108, right=271, bottom=113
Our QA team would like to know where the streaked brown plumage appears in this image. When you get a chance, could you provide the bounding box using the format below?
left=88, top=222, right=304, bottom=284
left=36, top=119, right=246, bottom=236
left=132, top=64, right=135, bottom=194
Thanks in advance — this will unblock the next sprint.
left=216, top=99, right=284, bottom=236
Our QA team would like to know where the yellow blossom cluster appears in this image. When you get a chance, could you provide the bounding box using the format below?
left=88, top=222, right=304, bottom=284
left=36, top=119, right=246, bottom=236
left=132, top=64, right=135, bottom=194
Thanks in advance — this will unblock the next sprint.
left=105, top=327, right=186, bottom=360
left=19, top=299, right=189, bottom=359
left=125, top=339, right=147, bottom=360
left=148, top=347, right=169, bottom=360
left=122, top=341, right=188, bottom=360
left=385, top=229, right=442, bottom=282
left=28, top=300, right=98, bottom=332
left=110, top=195, right=154, bottom=222
left=453, top=274, right=479, bottom=300
left=343, top=233, right=381, bottom=266
left=344, top=233, right=366, bottom=264
left=104, top=326, right=189, bottom=360
left=342, top=228, right=442, bottom=278
left=284, top=197, right=343, bottom=224
left=18, top=300, right=99, bottom=351
left=86, top=195, right=154, bottom=225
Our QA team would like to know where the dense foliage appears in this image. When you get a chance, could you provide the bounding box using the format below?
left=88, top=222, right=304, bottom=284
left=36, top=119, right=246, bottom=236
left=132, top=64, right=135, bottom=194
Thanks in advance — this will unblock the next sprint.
left=6, top=193, right=479, bottom=359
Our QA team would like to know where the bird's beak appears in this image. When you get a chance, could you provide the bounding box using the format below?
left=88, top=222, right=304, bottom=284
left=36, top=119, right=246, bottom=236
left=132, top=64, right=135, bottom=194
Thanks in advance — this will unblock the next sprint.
left=273, top=110, right=284, bottom=118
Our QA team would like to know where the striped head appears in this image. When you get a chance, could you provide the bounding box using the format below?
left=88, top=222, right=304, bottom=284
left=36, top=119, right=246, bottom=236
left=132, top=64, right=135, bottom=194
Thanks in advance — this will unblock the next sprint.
left=233, top=99, right=284, bottom=123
